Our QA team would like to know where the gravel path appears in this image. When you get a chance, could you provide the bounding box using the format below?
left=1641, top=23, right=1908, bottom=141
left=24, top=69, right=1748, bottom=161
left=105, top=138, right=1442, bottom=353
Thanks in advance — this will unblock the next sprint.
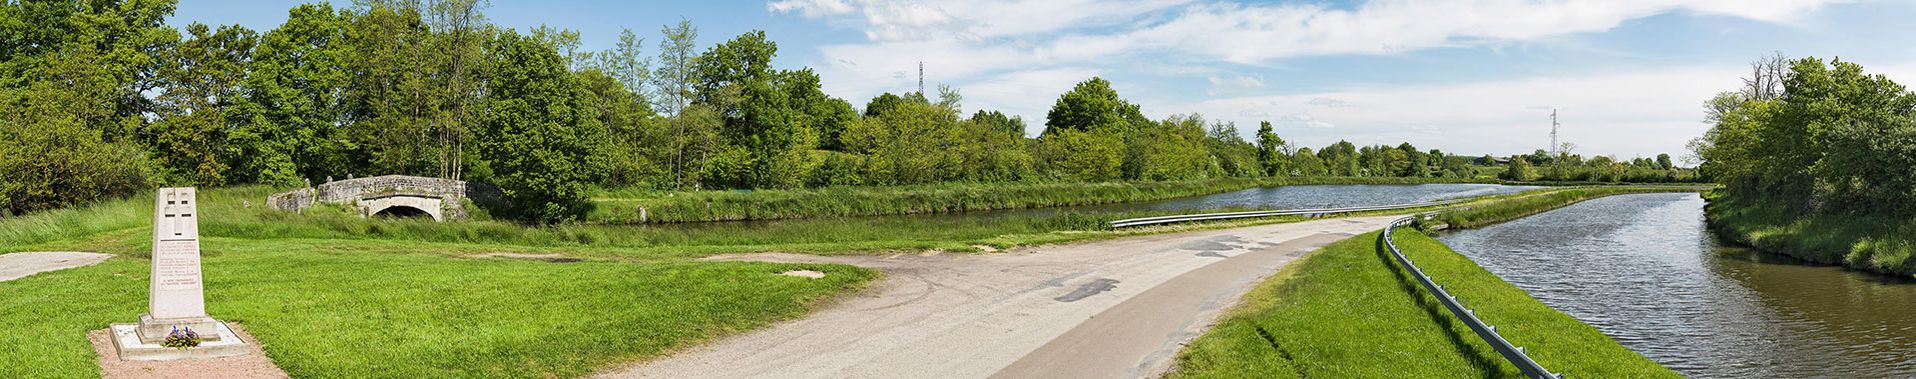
left=593, top=215, right=1400, bottom=379
left=0, top=252, right=112, bottom=282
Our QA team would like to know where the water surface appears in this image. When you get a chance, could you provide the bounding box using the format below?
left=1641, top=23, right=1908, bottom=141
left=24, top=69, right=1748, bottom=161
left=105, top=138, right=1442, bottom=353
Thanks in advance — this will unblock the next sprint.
left=1437, top=193, right=1916, bottom=377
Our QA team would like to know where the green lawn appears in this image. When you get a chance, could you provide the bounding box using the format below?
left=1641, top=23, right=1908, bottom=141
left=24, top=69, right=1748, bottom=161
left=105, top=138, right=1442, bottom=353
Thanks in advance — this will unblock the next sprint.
left=0, top=183, right=1686, bottom=378
left=1174, top=231, right=1675, bottom=378
left=0, top=238, right=871, bottom=378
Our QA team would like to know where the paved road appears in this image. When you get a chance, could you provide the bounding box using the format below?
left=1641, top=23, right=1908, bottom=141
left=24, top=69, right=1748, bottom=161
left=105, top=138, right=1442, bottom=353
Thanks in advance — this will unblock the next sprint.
left=0, top=252, right=112, bottom=282
left=594, top=215, right=1400, bottom=379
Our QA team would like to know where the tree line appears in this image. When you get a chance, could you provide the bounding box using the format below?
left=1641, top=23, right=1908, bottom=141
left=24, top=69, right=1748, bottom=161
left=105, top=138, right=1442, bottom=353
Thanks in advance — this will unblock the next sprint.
left=1693, top=53, right=1916, bottom=215
left=1, top=0, right=1688, bottom=222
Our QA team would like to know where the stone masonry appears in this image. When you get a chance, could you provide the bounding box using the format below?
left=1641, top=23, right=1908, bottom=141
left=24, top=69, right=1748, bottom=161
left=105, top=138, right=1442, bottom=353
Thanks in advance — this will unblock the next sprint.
left=267, top=175, right=501, bottom=221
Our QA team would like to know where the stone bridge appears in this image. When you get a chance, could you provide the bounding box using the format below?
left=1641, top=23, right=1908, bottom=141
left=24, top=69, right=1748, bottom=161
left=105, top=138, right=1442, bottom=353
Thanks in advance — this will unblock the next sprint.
left=267, top=175, right=501, bottom=221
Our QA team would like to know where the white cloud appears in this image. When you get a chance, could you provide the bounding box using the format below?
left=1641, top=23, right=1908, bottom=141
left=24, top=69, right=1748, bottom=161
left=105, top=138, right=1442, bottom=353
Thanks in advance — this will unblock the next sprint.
left=1207, top=73, right=1265, bottom=96
left=1163, top=65, right=1750, bottom=158
left=767, top=0, right=856, bottom=17
left=773, top=0, right=1851, bottom=155
left=1273, top=113, right=1337, bottom=129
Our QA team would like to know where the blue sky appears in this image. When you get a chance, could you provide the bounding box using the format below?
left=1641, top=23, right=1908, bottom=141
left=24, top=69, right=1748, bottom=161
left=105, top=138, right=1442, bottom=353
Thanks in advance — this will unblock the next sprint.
left=171, top=0, right=1916, bottom=160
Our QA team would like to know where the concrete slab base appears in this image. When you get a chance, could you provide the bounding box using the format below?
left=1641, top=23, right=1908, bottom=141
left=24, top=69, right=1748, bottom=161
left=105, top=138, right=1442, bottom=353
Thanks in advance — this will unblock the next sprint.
left=109, top=321, right=251, bottom=361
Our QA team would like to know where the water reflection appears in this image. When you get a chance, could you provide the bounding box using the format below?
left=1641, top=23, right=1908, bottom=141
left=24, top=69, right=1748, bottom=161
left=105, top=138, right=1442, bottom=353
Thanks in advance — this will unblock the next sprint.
left=1437, top=193, right=1916, bottom=377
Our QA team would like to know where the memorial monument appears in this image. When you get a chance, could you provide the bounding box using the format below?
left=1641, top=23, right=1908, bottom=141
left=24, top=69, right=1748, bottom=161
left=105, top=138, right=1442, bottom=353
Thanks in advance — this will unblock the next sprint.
left=110, top=187, right=252, bottom=360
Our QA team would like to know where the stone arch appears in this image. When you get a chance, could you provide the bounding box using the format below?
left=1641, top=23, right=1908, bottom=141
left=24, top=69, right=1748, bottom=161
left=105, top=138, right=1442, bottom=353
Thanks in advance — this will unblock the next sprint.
left=373, top=205, right=433, bottom=219
left=359, top=195, right=444, bottom=221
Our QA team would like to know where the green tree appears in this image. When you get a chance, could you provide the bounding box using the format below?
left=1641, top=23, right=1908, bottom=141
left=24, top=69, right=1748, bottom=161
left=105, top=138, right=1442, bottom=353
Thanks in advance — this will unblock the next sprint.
left=653, top=19, right=700, bottom=188
left=1043, top=77, right=1146, bottom=136
left=1501, top=156, right=1535, bottom=181
left=149, top=22, right=257, bottom=186
left=233, top=3, right=355, bottom=184
left=474, top=30, right=606, bottom=222
left=1205, top=121, right=1259, bottom=177
left=1291, top=147, right=1327, bottom=176
left=1255, top=121, right=1287, bottom=177
left=1039, top=128, right=1124, bottom=182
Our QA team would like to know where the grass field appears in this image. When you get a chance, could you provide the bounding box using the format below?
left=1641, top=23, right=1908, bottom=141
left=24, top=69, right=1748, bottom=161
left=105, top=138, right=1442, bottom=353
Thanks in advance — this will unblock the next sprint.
left=1704, top=192, right=1916, bottom=277
left=1173, top=230, right=1676, bottom=378
left=589, top=176, right=1495, bottom=223
left=0, top=182, right=1680, bottom=377
left=0, top=238, right=871, bottom=378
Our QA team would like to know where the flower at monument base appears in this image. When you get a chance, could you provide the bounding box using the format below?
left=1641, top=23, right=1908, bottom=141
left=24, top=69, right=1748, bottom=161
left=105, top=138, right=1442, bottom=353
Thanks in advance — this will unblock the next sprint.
left=162, top=326, right=202, bottom=349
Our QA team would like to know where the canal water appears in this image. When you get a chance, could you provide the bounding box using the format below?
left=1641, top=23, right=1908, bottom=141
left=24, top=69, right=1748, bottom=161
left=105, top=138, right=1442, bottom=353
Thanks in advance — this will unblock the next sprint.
left=1436, top=193, right=1916, bottom=377
left=1077, top=183, right=1539, bottom=213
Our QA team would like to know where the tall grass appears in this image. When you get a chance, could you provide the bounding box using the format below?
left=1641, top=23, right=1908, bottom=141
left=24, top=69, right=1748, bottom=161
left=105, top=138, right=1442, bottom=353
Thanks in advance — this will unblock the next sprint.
left=590, top=176, right=1496, bottom=223
left=1173, top=231, right=1674, bottom=378
left=1705, top=192, right=1916, bottom=277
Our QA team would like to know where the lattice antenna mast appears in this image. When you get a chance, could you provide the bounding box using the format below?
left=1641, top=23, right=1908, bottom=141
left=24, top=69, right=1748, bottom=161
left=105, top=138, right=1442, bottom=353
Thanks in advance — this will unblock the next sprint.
left=1549, top=108, right=1561, bottom=157
left=917, top=61, right=925, bottom=95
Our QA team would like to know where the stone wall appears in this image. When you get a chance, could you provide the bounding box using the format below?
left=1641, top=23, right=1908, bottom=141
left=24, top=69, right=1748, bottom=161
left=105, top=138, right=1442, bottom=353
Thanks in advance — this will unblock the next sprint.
left=266, top=175, right=502, bottom=221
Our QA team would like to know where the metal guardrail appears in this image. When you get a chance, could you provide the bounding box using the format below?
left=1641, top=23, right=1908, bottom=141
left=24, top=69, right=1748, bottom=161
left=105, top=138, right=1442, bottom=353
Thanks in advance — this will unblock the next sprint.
left=1382, top=216, right=1561, bottom=379
left=1107, top=198, right=1469, bottom=228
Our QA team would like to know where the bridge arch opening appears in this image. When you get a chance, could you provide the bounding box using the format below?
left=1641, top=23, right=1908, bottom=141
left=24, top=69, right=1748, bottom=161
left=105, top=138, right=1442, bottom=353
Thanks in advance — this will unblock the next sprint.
left=373, top=205, right=434, bottom=220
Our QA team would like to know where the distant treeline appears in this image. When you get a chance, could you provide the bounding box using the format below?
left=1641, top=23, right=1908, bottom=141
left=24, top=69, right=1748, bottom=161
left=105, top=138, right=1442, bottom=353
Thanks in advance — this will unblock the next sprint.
left=0, top=1, right=1684, bottom=222
left=1693, top=53, right=1916, bottom=215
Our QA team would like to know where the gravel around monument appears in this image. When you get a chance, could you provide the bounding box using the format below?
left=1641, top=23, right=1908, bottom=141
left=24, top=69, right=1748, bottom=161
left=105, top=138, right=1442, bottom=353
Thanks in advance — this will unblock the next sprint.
left=0, top=252, right=113, bottom=282
left=593, top=215, right=1402, bottom=379
left=89, top=323, right=288, bottom=379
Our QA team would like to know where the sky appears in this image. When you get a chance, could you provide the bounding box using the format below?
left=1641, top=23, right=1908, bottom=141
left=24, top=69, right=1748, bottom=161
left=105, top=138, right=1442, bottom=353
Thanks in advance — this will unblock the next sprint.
left=170, top=0, right=1916, bottom=160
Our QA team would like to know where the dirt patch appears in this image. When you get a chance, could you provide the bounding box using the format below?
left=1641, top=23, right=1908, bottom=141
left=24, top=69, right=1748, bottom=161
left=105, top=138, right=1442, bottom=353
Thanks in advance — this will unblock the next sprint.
left=466, top=252, right=566, bottom=260
left=780, top=270, right=827, bottom=279
left=972, top=245, right=1001, bottom=253
left=91, top=323, right=288, bottom=379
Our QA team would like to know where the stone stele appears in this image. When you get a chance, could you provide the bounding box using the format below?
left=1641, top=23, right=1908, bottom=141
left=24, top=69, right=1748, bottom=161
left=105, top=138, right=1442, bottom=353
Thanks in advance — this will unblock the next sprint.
left=111, top=187, right=251, bottom=361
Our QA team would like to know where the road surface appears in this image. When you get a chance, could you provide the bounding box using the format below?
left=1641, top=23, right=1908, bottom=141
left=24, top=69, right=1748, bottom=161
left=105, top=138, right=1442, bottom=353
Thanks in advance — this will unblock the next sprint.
left=0, top=252, right=112, bottom=282
left=594, top=215, right=1401, bottom=379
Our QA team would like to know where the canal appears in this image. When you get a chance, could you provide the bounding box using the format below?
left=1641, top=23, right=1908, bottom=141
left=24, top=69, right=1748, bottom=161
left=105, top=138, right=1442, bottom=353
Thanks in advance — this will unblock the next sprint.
left=1436, top=193, right=1916, bottom=377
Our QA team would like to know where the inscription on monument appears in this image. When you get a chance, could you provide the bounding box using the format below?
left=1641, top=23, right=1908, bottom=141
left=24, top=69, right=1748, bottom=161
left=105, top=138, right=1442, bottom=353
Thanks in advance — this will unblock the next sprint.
left=150, top=188, right=206, bottom=319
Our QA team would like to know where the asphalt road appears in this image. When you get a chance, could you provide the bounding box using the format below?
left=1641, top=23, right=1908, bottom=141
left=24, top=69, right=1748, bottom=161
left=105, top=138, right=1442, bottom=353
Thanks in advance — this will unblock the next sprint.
left=594, top=215, right=1401, bottom=379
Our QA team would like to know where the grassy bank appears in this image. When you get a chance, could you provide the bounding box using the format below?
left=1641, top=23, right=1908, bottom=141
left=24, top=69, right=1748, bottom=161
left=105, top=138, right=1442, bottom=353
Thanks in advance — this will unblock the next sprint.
left=1421, top=186, right=1707, bottom=230
left=589, top=176, right=1494, bottom=223
left=1704, top=192, right=1916, bottom=277
left=0, top=239, right=872, bottom=378
left=1174, top=231, right=1674, bottom=378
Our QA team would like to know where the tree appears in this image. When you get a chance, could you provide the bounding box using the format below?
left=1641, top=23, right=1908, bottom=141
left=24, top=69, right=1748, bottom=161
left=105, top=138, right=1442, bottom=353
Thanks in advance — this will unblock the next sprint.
left=1290, top=147, right=1327, bottom=176
left=1255, top=121, right=1286, bottom=177
left=1655, top=153, right=1673, bottom=170
left=1205, top=121, right=1259, bottom=177
left=1501, top=156, right=1535, bottom=181
left=1043, top=77, right=1145, bottom=136
left=841, top=90, right=958, bottom=185
left=474, top=30, right=605, bottom=222
left=1039, top=128, right=1124, bottom=182
left=234, top=3, right=355, bottom=184
left=692, top=30, right=815, bottom=189
left=149, top=23, right=257, bottom=186
left=653, top=18, right=700, bottom=188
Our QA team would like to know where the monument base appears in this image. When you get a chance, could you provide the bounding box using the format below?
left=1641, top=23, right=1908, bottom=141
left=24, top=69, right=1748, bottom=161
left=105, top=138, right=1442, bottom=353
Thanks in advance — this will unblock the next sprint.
left=109, top=321, right=250, bottom=361
left=136, top=313, right=225, bottom=343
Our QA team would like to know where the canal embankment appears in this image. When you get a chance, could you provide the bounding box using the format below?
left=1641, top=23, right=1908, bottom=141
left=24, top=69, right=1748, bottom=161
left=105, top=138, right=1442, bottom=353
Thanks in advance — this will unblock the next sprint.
left=1702, top=192, right=1916, bottom=277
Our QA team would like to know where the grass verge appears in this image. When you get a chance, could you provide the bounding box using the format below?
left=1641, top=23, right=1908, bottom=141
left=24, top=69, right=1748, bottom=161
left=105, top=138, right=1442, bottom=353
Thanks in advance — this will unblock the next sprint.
left=1173, top=230, right=1675, bottom=378
left=0, top=238, right=873, bottom=378
left=589, top=176, right=1494, bottom=223
left=1703, top=192, right=1916, bottom=277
